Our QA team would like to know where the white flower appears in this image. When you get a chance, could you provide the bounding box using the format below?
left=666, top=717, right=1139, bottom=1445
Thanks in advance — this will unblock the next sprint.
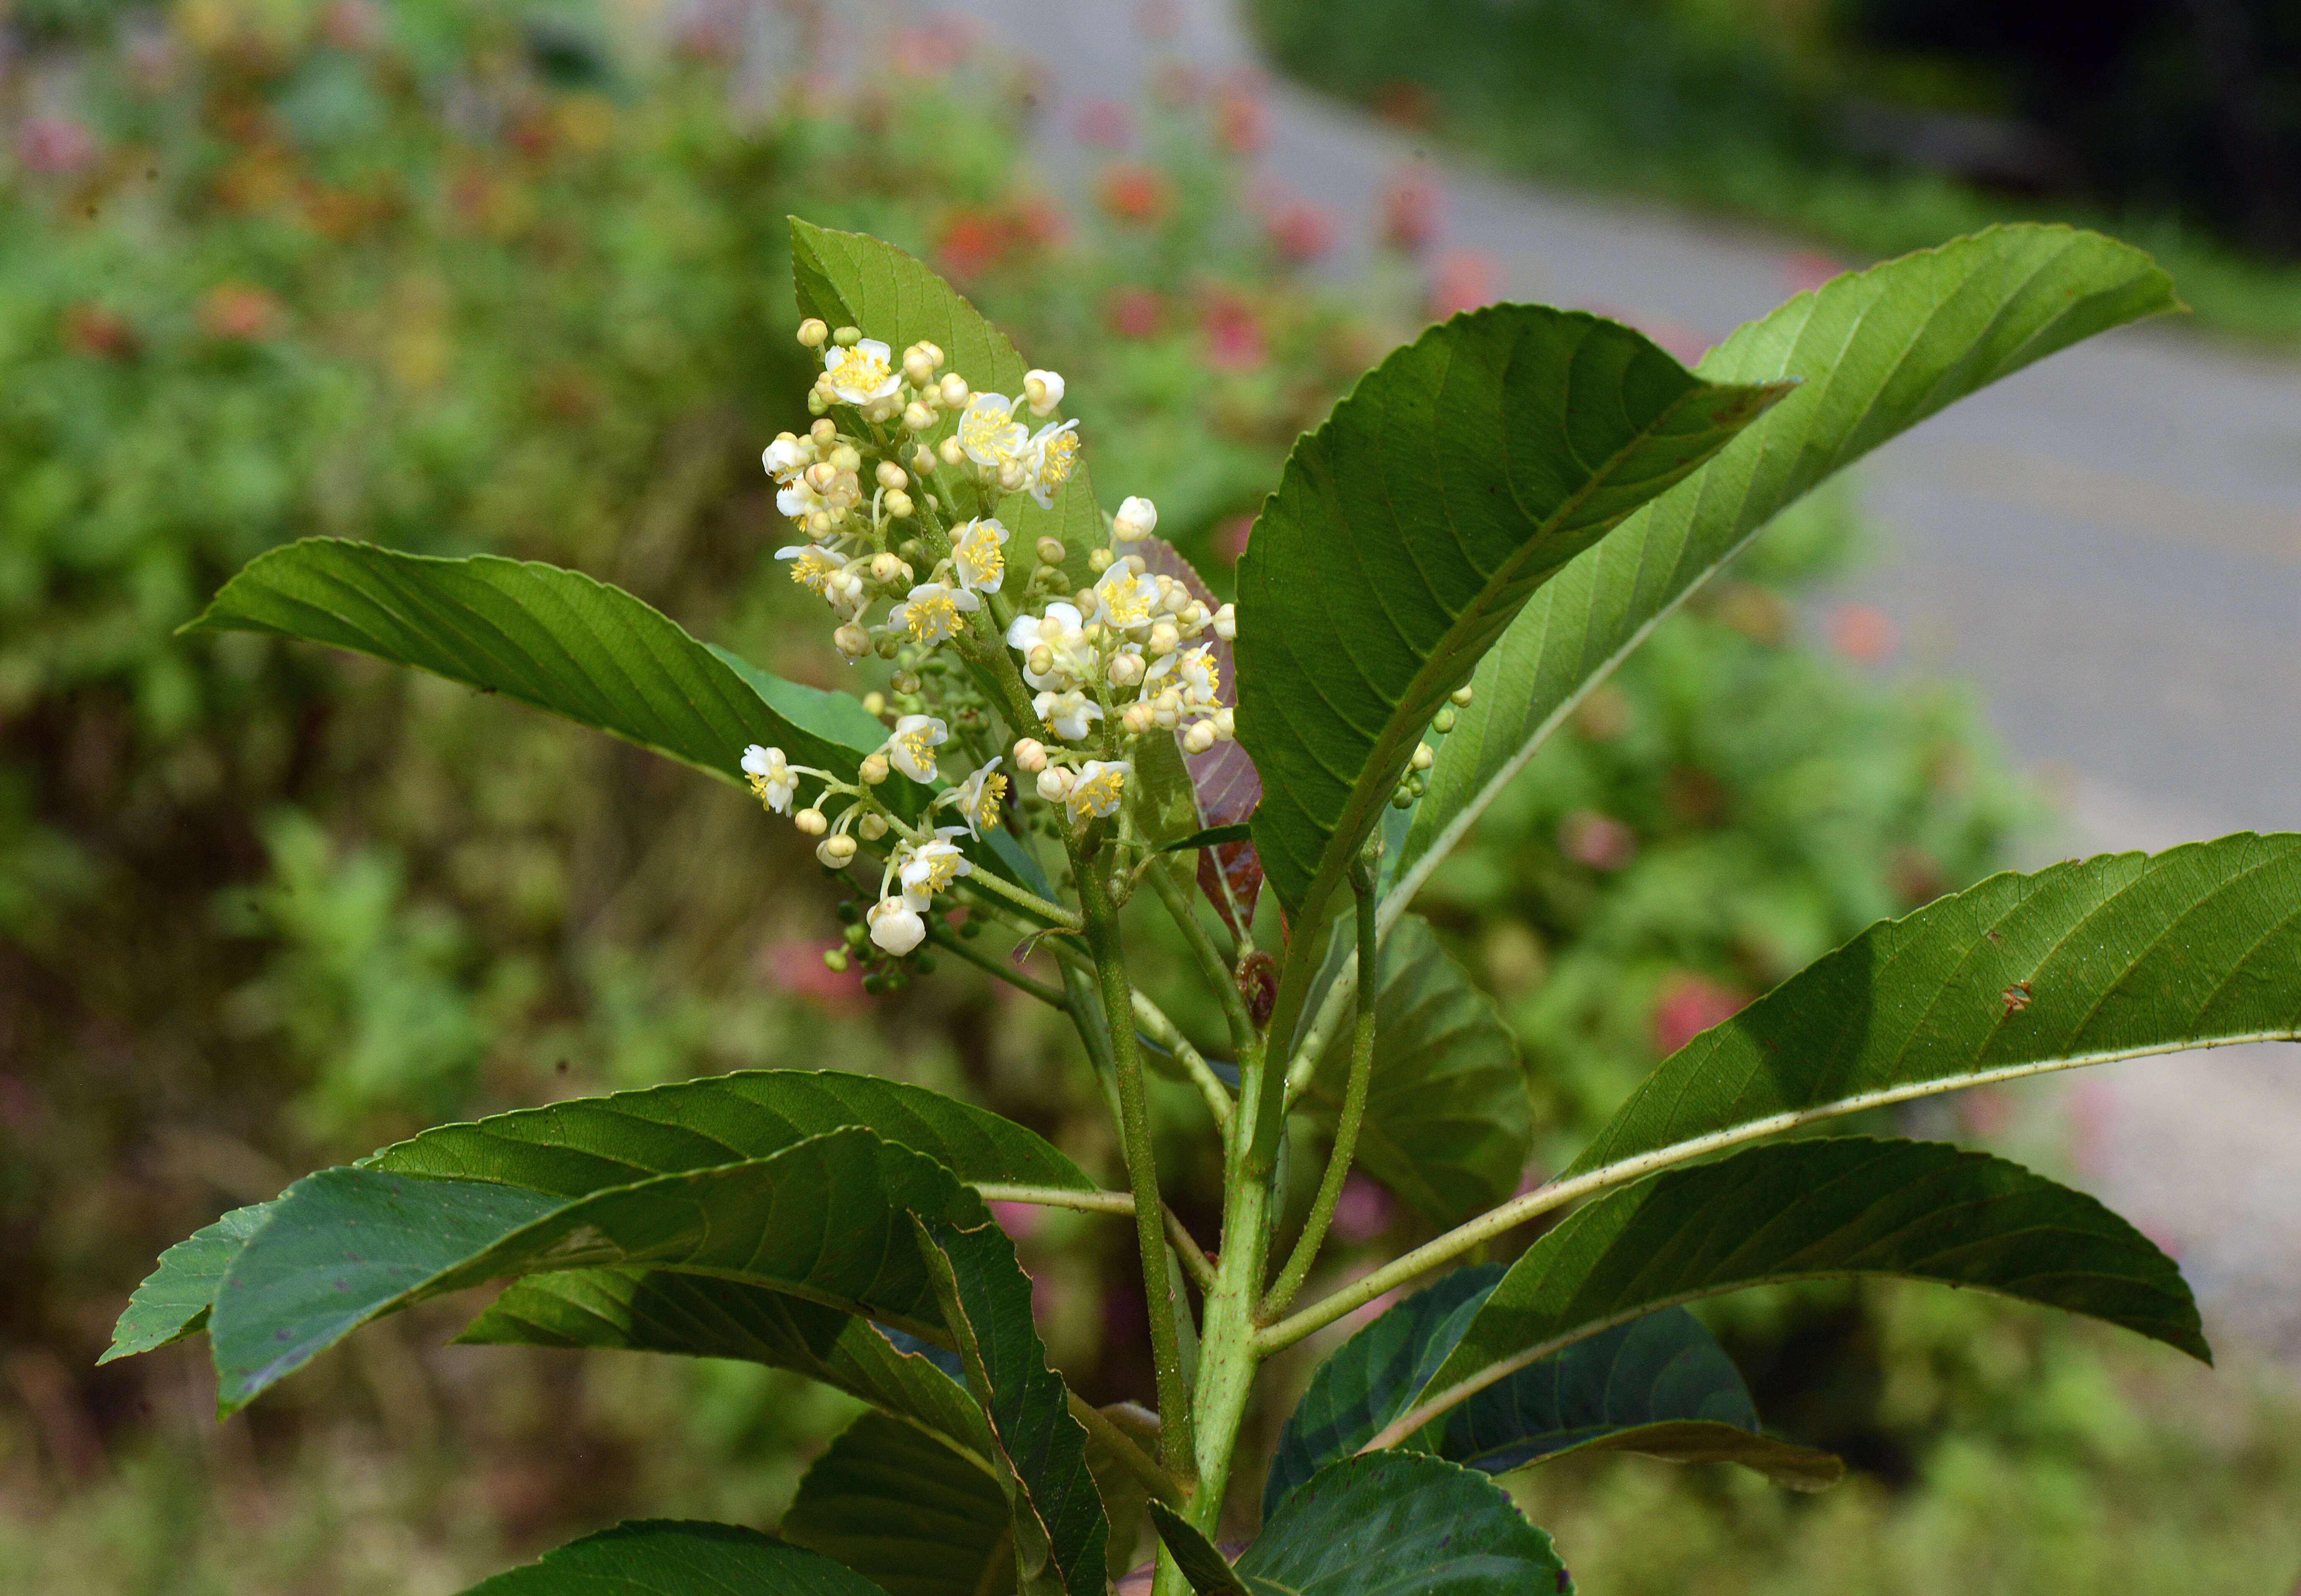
left=1005, top=601, right=1093, bottom=691
left=950, top=517, right=1012, bottom=594
left=898, top=829, right=973, bottom=905
left=1113, top=496, right=1157, bottom=542
left=1066, top=759, right=1131, bottom=822
left=763, top=434, right=811, bottom=479
left=887, top=581, right=981, bottom=645
left=823, top=339, right=902, bottom=406
left=1091, top=561, right=1162, bottom=634
left=777, top=474, right=828, bottom=523
left=741, top=744, right=795, bottom=814
left=824, top=566, right=871, bottom=622
left=1145, top=643, right=1223, bottom=710
left=1024, top=420, right=1081, bottom=509
left=776, top=544, right=844, bottom=600
left=887, top=714, right=948, bottom=784
left=1022, top=368, right=1065, bottom=416
left=867, top=896, right=926, bottom=955
left=1033, top=689, right=1104, bottom=743
left=942, top=758, right=1009, bottom=838
left=957, top=392, right=1030, bottom=473
left=1036, top=766, right=1073, bottom=802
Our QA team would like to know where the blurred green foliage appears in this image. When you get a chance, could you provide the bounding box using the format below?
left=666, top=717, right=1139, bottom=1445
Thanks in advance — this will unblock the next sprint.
left=1250, top=0, right=2301, bottom=343
left=4, top=2, right=2296, bottom=1590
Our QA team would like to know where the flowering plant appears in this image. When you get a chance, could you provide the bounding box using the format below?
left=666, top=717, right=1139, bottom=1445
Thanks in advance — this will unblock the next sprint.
left=105, top=218, right=2301, bottom=1594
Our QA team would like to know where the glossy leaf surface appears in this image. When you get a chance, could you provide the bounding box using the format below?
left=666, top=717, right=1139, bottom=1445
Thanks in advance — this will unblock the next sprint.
left=1404, top=1137, right=2204, bottom=1444
left=1300, top=915, right=1530, bottom=1228
left=460, top=1519, right=883, bottom=1596
left=208, top=1128, right=990, bottom=1412
left=1567, top=835, right=2301, bottom=1184
left=1235, top=303, right=1791, bottom=1072
left=185, top=539, right=884, bottom=788
left=1393, top=227, right=2178, bottom=914
left=782, top=1412, right=1016, bottom=1596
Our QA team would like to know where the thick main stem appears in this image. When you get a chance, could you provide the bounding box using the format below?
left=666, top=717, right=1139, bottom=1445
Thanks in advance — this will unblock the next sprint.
left=1079, top=865, right=1197, bottom=1485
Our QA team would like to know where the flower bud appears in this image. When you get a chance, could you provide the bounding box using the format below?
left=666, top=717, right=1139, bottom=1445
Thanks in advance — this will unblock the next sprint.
left=1012, top=737, right=1049, bottom=773
left=797, top=318, right=829, bottom=347
left=795, top=807, right=829, bottom=835
left=823, top=947, right=849, bottom=972
left=862, top=691, right=887, bottom=717
left=996, top=459, right=1028, bottom=492
left=1034, top=536, right=1068, bottom=566
left=810, top=418, right=838, bottom=444
left=1122, top=702, right=1157, bottom=735
left=1449, top=685, right=1475, bottom=707
left=903, top=401, right=937, bottom=432
left=831, top=325, right=862, bottom=347
left=1148, top=621, right=1180, bottom=656
left=1112, top=496, right=1157, bottom=542
left=938, top=374, right=970, bottom=408
left=884, top=489, right=914, bottom=519
left=874, top=461, right=908, bottom=490
left=1212, top=603, right=1236, bottom=641
left=911, top=446, right=938, bottom=477
left=857, top=811, right=889, bottom=840
left=817, top=834, right=858, bottom=866
left=938, top=436, right=965, bottom=467
left=1214, top=708, right=1235, bottom=738
left=1410, top=743, right=1435, bottom=771
left=921, top=342, right=944, bottom=368
left=890, top=670, right=921, bottom=694
left=902, top=347, right=937, bottom=386
left=1182, top=720, right=1217, bottom=755
left=1088, top=548, right=1114, bottom=573
left=833, top=624, right=872, bottom=658
left=1107, top=652, right=1144, bottom=687
left=1022, top=368, right=1065, bottom=416
left=860, top=753, right=890, bottom=784
left=806, top=390, right=829, bottom=416
left=829, top=444, right=863, bottom=473
left=1036, top=766, right=1074, bottom=802
left=805, top=461, right=838, bottom=493
left=1432, top=706, right=1457, bottom=733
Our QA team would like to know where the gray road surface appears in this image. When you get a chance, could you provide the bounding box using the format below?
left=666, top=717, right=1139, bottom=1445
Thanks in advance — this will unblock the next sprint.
left=912, top=0, right=2301, bottom=1358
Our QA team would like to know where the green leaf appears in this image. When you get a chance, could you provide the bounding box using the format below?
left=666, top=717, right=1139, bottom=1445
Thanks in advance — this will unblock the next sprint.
left=1565, top=835, right=2301, bottom=1187
left=183, top=539, right=885, bottom=789
left=458, top=1269, right=992, bottom=1457
left=1085, top=1403, right=1163, bottom=1579
left=1439, top=1308, right=1843, bottom=1490
left=369, top=1067, right=1096, bottom=1198
left=782, top=1411, right=1018, bottom=1596
left=1237, top=1453, right=1571, bottom=1596
left=1264, top=1265, right=1502, bottom=1518
left=1397, top=1137, right=2204, bottom=1448
left=1392, top=226, right=2178, bottom=914
left=1158, top=823, right=1255, bottom=854
left=208, top=1127, right=991, bottom=1413
left=100, top=1202, right=270, bottom=1364
left=789, top=220, right=1108, bottom=577
left=1144, top=1503, right=1260, bottom=1596
left=458, top=1518, right=883, bottom=1596
left=1235, top=305, right=1793, bottom=1119
left=1301, top=915, right=1530, bottom=1229
left=914, top=1216, right=1108, bottom=1596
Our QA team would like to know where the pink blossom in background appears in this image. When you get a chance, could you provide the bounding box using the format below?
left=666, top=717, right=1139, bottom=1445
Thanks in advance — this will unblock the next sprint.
left=1958, top=1085, right=2016, bottom=1140
left=891, top=19, right=975, bottom=79
left=1076, top=96, right=1131, bottom=149
left=1379, top=167, right=1442, bottom=254
left=1825, top=602, right=1898, bottom=664
left=1329, top=1174, right=1394, bottom=1244
left=320, top=0, right=381, bottom=51
left=16, top=117, right=95, bottom=175
left=1213, top=71, right=1267, bottom=155
left=1200, top=292, right=1266, bottom=371
left=1150, top=59, right=1203, bottom=108
left=1097, top=162, right=1174, bottom=225
left=199, top=283, right=283, bottom=342
left=1265, top=198, right=1336, bottom=264
left=1214, top=513, right=1254, bottom=565
left=988, top=1199, right=1046, bottom=1240
left=2066, top=1077, right=2118, bottom=1181
left=1650, top=971, right=1750, bottom=1056
left=1425, top=249, right=1501, bottom=319
left=1586, top=303, right=1712, bottom=366
left=758, top=939, right=865, bottom=1010
left=1105, top=284, right=1162, bottom=339
left=1557, top=809, right=1636, bottom=872
left=1784, top=251, right=1850, bottom=294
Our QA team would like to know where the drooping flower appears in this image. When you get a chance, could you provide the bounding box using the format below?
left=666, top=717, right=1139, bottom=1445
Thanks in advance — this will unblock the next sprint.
left=823, top=339, right=903, bottom=406
left=742, top=745, right=796, bottom=813
left=867, top=895, right=927, bottom=955
left=942, top=758, right=1009, bottom=838
left=888, top=581, right=981, bottom=645
left=1025, top=419, right=1080, bottom=509
left=1033, top=689, right=1104, bottom=743
left=1066, top=759, right=1131, bottom=822
left=950, top=517, right=1011, bottom=594
left=776, top=543, right=843, bottom=599
left=763, top=434, right=811, bottom=479
left=888, top=714, right=949, bottom=784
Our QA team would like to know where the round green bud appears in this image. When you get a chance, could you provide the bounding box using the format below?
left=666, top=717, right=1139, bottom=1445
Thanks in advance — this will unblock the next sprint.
left=823, top=948, right=849, bottom=973
left=831, top=325, right=862, bottom=347
left=1432, top=706, right=1457, bottom=733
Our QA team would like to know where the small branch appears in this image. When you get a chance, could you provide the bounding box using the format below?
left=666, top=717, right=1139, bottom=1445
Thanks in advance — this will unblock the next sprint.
left=1260, top=857, right=1381, bottom=1320
left=1163, top=1205, right=1219, bottom=1296
left=1282, top=942, right=1363, bottom=1110
left=927, top=923, right=1071, bottom=1010
left=1067, top=1392, right=1187, bottom=1509
left=972, top=1183, right=1132, bottom=1215
left=1148, top=866, right=1256, bottom=1054
left=963, top=864, right=1083, bottom=930
left=1131, top=988, right=1234, bottom=1141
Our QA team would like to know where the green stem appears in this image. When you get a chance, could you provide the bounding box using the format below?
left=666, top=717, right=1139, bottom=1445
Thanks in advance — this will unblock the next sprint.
left=1130, top=988, right=1234, bottom=1141
left=1079, top=864, right=1198, bottom=1485
left=1148, top=865, right=1256, bottom=1055
left=1067, top=1392, right=1186, bottom=1510
left=926, top=923, right=1070, bottom=1010
left=964, top=864, right=1081, bottom=929
left=1261, top=859, right=1380, bottom=1319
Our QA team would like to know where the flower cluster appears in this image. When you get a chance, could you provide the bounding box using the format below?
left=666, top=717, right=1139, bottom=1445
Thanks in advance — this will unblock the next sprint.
left=748, top=314, right=1241, bottom=977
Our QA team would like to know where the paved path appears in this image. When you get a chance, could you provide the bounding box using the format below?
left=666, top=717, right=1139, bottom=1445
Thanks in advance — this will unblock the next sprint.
left=920, top=0, right=2301, bottom=1360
